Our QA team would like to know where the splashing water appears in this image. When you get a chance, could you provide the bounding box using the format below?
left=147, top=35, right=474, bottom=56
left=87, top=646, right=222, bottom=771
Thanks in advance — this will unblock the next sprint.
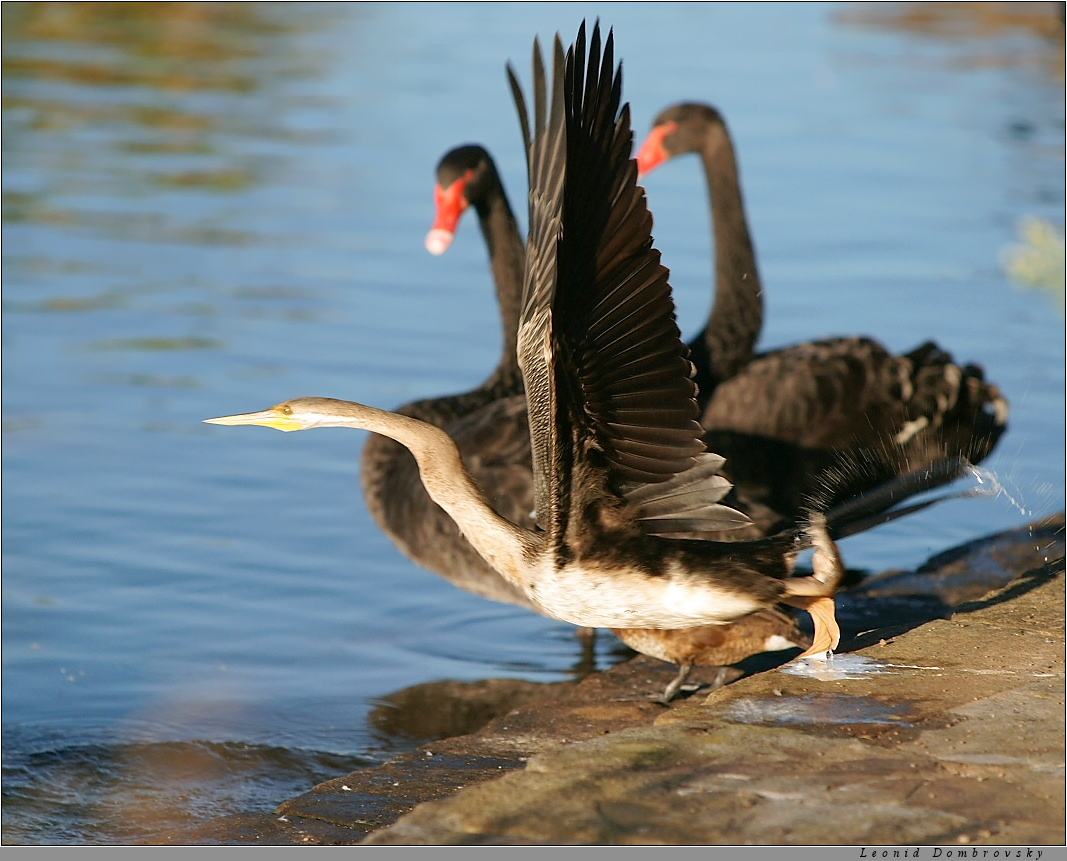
left=781, top=653, right=943, bottom=681
left=967, top=465, right=1034, bottom=517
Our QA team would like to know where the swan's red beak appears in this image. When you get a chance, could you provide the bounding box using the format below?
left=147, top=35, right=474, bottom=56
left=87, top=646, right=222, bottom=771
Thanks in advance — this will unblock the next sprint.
left=635, top=121, right=677, bottom=178
left=425, top=171, right=473, bottom=255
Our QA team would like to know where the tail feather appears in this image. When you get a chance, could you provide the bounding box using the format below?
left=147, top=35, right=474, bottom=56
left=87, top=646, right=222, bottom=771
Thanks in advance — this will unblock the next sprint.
left=820, top=455, right=973, bottom=538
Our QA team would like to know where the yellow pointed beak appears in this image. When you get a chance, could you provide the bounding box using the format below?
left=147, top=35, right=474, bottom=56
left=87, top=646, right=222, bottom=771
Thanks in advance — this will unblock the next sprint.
left=203, top=407, right=304, bottom=432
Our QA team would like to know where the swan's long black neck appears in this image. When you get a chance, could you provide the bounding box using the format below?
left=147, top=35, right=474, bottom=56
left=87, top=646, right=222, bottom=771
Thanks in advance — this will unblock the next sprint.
left=689, top=126, right=763, bottom=405
left=474, top=183, right=526, bottom=400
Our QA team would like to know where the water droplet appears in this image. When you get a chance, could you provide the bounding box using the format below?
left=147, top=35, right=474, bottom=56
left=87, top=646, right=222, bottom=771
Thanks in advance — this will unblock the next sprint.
left=966, top=465, right=1032, bottom=516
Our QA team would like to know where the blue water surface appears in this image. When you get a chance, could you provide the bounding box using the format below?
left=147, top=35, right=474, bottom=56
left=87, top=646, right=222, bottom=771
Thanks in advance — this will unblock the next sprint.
left=2, top=1, right=1063, bottom=844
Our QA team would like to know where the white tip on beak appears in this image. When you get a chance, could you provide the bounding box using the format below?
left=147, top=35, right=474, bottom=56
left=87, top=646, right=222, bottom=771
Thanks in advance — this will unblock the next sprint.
left=425, top=228, right=454, bottom=256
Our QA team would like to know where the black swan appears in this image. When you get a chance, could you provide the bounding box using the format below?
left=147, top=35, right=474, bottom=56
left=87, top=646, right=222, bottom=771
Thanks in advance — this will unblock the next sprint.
left=357, top=144, right=535, bottom=610
left=378, top=143, right=805, bottom=696
left=636, top=102, right=1009, bottom=533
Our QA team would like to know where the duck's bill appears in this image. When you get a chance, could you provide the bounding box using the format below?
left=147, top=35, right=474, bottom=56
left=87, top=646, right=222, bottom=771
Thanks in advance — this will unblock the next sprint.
left=203, top=408, right=303, bottom=432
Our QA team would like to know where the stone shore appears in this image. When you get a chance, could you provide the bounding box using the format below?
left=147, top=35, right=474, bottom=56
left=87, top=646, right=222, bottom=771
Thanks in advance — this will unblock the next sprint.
left=171, top=514, right=1065, bottom=846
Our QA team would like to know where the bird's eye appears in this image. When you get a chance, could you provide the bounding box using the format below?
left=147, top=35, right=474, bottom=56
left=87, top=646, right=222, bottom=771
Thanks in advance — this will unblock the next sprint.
left=280, top=404, right=293, bottom=416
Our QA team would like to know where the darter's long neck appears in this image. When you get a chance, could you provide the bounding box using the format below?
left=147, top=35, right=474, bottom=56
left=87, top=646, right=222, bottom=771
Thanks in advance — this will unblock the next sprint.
left=336, top=401, right=537, bottom=578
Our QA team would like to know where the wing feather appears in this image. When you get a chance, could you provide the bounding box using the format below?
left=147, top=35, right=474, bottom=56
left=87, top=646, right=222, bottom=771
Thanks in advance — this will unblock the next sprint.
left=512, top=20, right=750, bottom=541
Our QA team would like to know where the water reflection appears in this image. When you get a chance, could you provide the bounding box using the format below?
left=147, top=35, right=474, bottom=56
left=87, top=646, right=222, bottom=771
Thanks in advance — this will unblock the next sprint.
left=368, top=677, right=573, bottom=746
left=3, top=731, right=372, bottom=845
left=838, top=1, right=1065, bottom=79
left=2, top=1, right=329, bottom=247
left=2, top=2, right=306, bottom=87
left=837, top=2, right=1065, bottom=318
left=1002, top=216, right=1066, bottom=311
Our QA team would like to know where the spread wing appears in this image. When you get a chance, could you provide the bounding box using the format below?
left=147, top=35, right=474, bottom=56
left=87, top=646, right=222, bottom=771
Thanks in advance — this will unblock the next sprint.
left=509, top=21, right=750, bottom=542
left=508, top=35, right=566, bottom=536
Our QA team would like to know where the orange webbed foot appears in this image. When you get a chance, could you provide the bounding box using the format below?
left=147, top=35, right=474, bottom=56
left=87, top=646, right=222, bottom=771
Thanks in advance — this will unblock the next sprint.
left=783, top=595, right=839, bottom=660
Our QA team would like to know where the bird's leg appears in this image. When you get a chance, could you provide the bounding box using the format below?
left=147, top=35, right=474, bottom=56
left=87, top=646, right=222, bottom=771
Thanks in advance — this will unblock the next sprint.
left=657, top=661, right=694, bottom=704
left=703, top=666, right=733, bottom=694
left=782, top=512, right=846, bottom=597
left=807, top=511, right=846, bottom=588
left=783, top=514, right=845, bottom=659
left=573, top=626, right=599, bottom=678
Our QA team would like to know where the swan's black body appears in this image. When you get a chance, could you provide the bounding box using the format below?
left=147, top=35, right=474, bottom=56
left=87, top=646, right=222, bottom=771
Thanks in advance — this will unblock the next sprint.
left=359, top=146, right=534, bottom=608
left=636, top=102, right=1009, bottom=533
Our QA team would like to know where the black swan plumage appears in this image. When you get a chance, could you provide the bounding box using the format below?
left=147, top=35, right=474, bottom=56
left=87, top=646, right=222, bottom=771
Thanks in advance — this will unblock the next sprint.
left=636, top=102, right=1010, bottom=533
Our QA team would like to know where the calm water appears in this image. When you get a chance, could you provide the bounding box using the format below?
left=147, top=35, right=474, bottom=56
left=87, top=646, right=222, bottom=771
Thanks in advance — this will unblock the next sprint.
left=2, top=2, right=1063, bottom=845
